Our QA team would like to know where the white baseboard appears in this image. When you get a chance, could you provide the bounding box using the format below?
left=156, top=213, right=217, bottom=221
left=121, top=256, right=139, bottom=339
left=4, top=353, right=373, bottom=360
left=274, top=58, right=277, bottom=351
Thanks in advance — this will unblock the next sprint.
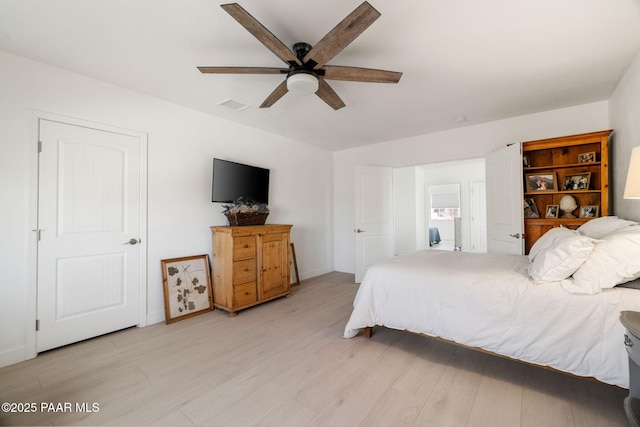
left=146, top=310, right=166, bottom=326
left=0, top=345, right=28, bottom=368
left=296, top=266, right=333, bottom=282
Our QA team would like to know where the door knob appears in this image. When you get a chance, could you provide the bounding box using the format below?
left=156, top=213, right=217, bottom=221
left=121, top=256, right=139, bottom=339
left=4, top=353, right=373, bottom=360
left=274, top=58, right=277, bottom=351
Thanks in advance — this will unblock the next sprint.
left=355, top=229, right=366, bottom=233
left=123, top=238, right=140, bottom=245
left=509, top=233, right=520, bottom=239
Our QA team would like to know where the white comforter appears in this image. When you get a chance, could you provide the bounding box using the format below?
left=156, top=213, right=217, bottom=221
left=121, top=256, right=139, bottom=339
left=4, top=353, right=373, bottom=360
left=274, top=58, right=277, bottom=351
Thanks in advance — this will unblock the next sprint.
left=343, top=250, right=640, bottom=388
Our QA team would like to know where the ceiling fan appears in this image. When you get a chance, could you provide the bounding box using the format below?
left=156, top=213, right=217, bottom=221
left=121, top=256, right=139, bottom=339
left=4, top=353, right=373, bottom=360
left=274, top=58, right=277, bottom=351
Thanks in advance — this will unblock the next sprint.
left=197, top=2, right=402, bottom=110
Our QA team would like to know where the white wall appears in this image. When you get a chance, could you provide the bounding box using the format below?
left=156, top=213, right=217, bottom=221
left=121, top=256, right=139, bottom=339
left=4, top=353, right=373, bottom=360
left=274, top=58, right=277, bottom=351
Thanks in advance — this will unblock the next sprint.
left=610, top=49, right=640, bottom=222
left=334, top=102, right=609, bottom=273
left=0, top=50, right=334, bottom=367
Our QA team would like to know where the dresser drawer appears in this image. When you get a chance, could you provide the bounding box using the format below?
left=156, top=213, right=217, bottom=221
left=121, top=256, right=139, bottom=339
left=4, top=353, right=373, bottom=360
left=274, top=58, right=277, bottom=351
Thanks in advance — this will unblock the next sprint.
left=233, top=259, right=256, bottom=284
left=234, top=282, right=257, bottom=306
left=233, top=236, right=256, bottom=260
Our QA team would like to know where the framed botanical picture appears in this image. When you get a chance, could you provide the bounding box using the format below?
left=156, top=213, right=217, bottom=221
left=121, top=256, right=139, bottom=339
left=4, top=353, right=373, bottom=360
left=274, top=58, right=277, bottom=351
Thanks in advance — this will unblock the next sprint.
left=578, top=152, right=596, bottom=163
left=579, top=205, right=599, bottom=218
left=545, top=204, right=559, bottom=219
left=524, top=198, right=539, bottom=218
left=526, top=173, right=557, bottom=192
left=161, top=254, right=213, bottom=324
left=563, top=172, right=591, bottom=191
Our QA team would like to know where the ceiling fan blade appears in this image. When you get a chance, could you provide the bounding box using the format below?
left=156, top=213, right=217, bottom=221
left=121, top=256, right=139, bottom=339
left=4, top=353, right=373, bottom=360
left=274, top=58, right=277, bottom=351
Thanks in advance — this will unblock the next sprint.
left=303, top=2, right=380, bottom=69
left=198, top=66, right=285, bottom=74
left=221, top=3, right=301, bottom=66
left=316, top=79, right=346, bottom=110
left=260, top=80, right=289, bottom=108
left=323, top=65, right=402, bottom=83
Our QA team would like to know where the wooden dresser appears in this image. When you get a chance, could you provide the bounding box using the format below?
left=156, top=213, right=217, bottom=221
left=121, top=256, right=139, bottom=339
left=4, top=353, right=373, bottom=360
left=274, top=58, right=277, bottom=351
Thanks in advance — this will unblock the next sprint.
left=210, top=224, right=292, bottom=316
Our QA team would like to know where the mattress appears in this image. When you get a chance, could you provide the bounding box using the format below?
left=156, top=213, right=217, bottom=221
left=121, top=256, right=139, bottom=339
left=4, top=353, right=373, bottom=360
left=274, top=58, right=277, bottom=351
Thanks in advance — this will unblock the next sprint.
left=344, top=250, right=640, bottom=388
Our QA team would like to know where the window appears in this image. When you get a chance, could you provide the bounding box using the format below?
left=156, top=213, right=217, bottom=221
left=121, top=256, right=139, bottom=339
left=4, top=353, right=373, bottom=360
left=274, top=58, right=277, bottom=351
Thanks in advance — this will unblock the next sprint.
left=430, top=189, right=460, bottom=219
left=431, top=207, right=460, bottom=220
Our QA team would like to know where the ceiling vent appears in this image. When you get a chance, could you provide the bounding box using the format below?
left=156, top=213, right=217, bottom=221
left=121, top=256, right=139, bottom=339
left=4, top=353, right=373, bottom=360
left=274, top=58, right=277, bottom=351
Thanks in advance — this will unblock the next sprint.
left=217, top=98, right=249, bottom=112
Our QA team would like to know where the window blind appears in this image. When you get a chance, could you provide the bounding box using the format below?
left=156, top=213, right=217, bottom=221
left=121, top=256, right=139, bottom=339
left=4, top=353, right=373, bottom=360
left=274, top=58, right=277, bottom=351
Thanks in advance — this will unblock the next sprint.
left=431, top=192, right=459, bottom=209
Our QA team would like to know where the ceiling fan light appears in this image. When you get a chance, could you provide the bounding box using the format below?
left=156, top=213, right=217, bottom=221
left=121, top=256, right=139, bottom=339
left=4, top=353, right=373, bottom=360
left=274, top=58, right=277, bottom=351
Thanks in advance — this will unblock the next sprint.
left=287, top=73, right=319, bottom=94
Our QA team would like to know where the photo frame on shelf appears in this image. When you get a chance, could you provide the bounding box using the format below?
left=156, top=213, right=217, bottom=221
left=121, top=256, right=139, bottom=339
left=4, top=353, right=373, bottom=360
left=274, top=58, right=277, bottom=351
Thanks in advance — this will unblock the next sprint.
left=526, top=172, right=557, bottom=192
left=578, top=152, right=596, bottom=163
left=563, top=172, right=591, bottom=191
left=161, top=254, right=213, bottom=324
left=524, top=198, right=539, bottom=218
left=545, top=205, right=559, bottom=219
left=579, top=205, right=599, bottom=218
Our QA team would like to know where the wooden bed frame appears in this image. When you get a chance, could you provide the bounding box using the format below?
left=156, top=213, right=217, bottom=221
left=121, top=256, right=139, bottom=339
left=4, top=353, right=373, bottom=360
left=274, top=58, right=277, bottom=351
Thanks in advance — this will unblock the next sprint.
left=363, top=326, right=620, bottom=387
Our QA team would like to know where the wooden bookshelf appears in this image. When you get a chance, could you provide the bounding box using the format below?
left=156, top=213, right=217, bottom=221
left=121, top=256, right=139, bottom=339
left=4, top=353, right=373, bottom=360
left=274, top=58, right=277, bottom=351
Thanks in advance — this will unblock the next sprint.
left=522, top=130, right=612, bottom=254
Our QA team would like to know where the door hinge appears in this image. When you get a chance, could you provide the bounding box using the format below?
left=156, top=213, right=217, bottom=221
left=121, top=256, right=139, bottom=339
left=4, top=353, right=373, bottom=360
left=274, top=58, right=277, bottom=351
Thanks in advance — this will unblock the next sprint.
left=32, top=229, right=41, bottom=241
left=37, top=141, right=42, bottom=153
left=35, top=319, right=40, bottom=331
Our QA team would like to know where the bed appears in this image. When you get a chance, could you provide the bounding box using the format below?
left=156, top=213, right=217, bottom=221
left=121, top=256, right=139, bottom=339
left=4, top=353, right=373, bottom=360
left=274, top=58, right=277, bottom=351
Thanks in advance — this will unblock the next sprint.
left=344, top=217, right=640, bottom=388
left=428, top=227, right=441, bottom=246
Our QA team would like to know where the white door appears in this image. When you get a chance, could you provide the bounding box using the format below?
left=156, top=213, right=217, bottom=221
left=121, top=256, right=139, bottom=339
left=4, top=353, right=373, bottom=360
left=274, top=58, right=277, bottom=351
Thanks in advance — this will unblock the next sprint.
left=486, top=143, right=524, bottom=254
left=470, top=180, right=487, bottom=253
left=354, top=165, right=394, bottom=283
left=37, top=119, right=143, bottom=352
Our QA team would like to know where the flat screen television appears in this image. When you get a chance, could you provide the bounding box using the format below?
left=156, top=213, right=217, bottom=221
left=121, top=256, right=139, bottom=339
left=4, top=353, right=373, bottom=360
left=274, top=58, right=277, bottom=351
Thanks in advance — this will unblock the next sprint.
left=211, top=158, right=270, bottom=204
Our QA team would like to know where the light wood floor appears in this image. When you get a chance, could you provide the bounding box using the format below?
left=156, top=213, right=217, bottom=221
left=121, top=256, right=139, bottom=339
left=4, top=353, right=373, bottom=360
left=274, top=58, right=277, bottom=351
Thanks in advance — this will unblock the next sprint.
left=0, top=272, right=630, bottom=426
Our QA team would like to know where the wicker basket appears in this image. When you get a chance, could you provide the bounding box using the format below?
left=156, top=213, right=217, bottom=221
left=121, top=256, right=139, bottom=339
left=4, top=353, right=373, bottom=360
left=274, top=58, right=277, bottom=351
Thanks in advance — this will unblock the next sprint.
left=225, top=212, right=269, bottom=226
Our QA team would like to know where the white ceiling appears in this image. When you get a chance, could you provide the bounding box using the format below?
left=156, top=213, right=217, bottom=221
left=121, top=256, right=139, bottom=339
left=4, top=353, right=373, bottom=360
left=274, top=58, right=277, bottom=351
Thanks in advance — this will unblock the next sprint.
left=1, top=1, right=639, bottom=151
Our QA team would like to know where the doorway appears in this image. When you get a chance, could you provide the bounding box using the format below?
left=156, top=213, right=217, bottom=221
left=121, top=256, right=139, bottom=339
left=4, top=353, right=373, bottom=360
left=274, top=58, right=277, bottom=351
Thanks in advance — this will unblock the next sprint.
left=393, top=158, right=486, bottom=255
left=428, top=183, right=461, bottom=251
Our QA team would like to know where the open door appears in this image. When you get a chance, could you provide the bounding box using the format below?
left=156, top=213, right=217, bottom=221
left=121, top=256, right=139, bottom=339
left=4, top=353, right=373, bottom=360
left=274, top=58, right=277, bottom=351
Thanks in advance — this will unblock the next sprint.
left=354, top=165, right=394, bottom=283
left=486, top=143, right=524, bottom=254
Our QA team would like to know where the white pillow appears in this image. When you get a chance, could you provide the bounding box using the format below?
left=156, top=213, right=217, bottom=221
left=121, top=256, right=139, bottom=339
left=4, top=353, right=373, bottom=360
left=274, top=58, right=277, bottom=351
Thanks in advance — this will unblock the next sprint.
left=527, top=226, right=576, bottom=262
left=528, top=233, right=596, bottom=283
left=576, top=216, right=637, bottom=239
left=563, top=225, right=640, bottom=294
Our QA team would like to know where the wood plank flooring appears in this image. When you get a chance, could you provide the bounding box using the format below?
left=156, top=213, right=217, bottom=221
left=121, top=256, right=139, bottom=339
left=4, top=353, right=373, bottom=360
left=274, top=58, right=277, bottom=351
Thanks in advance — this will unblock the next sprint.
left=0, top=272, right=630, bottom=426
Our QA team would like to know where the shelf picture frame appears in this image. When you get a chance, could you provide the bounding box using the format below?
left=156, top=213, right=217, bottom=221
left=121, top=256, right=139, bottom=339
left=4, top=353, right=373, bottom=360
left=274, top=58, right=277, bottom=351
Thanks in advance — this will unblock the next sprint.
left=524, top=198, right=539, bottom=218
left=578, top=151, right=596, bottom=163
left=526, top=172, right=557, bottom=193
left=545, top=204, right=559, bottom=219
left=563, top=172, right=591, bottom=191
left=161, top=254, right=213, bottom=324
left=579, top=205, right=599, bottom=218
